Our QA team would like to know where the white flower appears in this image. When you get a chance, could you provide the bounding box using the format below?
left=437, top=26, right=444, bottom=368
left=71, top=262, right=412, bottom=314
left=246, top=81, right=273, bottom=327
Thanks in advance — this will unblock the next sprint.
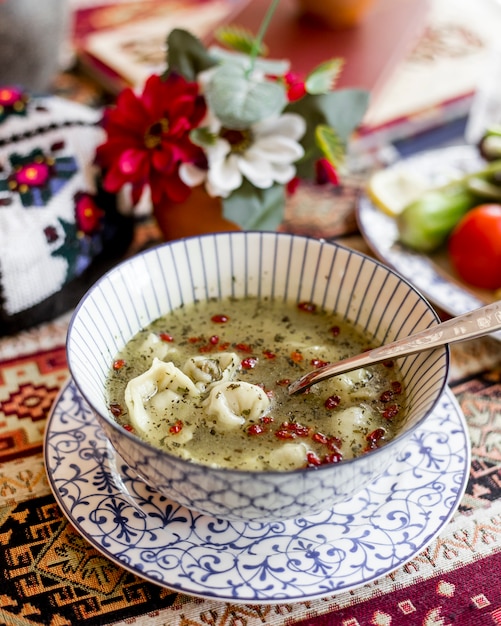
left=179, top=112, right=306, bottom=198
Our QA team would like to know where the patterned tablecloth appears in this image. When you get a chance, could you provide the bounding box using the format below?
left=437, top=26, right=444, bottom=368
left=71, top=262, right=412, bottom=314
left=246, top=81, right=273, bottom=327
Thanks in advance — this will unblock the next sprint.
left=2, top=0, right=501, bottom=622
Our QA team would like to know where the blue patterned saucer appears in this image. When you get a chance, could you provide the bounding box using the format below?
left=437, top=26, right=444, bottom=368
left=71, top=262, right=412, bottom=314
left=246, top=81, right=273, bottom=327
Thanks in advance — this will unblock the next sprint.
left=357, top=145, right=501, bottom=342
left=44, top=379, right=470, bottom=603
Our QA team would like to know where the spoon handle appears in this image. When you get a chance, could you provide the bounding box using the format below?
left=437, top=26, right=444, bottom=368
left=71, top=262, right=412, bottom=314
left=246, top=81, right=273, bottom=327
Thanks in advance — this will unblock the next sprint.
left=288, top=300, right=501, bottom=395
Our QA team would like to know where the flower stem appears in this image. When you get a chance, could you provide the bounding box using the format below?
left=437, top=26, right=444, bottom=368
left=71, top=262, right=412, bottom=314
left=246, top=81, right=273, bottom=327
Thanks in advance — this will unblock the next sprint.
left=248, top=0, right=280, bottom=72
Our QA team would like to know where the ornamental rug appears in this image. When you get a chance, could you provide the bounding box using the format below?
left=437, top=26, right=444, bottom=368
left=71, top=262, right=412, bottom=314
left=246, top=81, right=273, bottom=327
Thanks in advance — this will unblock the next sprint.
left=0, top=325, right=501, bottom=625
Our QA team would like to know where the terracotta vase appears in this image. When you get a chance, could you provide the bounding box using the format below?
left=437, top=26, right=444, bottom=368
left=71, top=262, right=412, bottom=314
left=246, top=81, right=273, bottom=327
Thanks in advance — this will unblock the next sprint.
left=297, top=0, right=377, bottom=28
left=153, top=186, right=240, bottom=241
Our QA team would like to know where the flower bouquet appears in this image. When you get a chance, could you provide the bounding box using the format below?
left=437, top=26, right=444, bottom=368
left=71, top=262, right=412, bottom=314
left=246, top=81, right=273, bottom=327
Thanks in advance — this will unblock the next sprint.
left=95, top=0, right=369, bottom=233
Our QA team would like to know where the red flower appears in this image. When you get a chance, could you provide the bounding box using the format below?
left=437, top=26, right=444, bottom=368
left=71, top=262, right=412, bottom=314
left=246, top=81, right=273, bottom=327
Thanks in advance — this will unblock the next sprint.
left=75, top=192, right=104, bottom=234
left=283, top=72, right=307, bottom=102
left=315, top=158, right=340, bottom=186
left=0, top=86, right=24, bottom=107
left=14, top=162, right=50, bottom=187
left=286, top=176, right=300, bottom=195
left=95, top=73, right=207, bottom=205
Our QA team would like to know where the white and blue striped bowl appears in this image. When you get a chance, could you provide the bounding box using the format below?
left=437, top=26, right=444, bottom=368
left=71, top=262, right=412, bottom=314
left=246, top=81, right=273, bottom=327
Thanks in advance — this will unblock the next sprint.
left=66, top=231, right=448, bottom=522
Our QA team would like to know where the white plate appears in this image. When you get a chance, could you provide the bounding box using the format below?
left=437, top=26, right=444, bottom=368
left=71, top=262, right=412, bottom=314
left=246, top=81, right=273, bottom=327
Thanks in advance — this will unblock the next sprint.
left=357, top=145, right=501, bottom=341
left=44, top=379, right=470, bottom=604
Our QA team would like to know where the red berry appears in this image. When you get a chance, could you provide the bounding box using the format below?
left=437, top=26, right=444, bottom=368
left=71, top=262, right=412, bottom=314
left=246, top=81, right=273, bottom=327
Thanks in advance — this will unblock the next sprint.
left=109, top=402, right=123, bottom=417
left=275, top=429, right=295, bottom=440
left=211, top=314, right=229, bottom=323
left=298, top=301, right=317, bottom=313
left=169, top=420, right=183, bottom=434
left=312, top=432, right=328, bottom=445
left=235, top=343, right=253, bottom=353
left=261, top=416, right=274, bottom=424
left=391, top=381, right=402, bottom=394
left=366, top=428, right=385, bottom=448
left=159, top=332, right=174, bottom=342
left=248, top=423, right=265, bottom=436
left=382, top=404, right=399, bottom=420
left=263, top=350, right=276, bottom=359
left=324, top=451, right=343, bottom=464
left=327, top=436, right=342, bottom=451
left=307, top=452, right=322, bottom=466
left=311, top=358, right=328, bottom=368
left=241, top=357, right=258, bottom=369
left=324, top=395, right=341, bottom=409
left=379, top=390, right=394, bottom=403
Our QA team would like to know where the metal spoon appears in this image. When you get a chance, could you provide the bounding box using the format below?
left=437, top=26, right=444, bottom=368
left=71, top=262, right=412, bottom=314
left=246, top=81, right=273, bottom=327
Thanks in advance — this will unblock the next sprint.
left=288, top=300, right=501, bottom=395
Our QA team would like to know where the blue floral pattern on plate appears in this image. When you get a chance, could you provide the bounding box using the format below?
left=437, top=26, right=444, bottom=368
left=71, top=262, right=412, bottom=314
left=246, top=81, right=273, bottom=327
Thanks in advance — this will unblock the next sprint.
left=44, top=379, right=470, bottom=603
left=357, top=145, right=501, bottom=342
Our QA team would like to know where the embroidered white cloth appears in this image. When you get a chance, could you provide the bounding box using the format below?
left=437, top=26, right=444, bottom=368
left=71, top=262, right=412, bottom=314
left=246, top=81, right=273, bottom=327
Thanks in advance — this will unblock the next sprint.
left=0, top=88, right=133, bottom=335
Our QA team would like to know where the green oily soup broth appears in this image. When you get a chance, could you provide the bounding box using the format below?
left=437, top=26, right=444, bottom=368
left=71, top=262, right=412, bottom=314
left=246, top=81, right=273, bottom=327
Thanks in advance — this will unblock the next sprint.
left=106, top=297, right=406, bottom=471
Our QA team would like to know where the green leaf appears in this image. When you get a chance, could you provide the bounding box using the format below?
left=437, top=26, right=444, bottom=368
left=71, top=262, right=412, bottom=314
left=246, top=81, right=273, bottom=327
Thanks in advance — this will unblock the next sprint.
left=215, top=25, right=267, bottom=56
left=290, top=89, right=370, bottom=142
left=222, top=180, right=285, bottom=230
left=165, top=29, right=217, bottom=81
left=286, top=89, right=369, bottom=179
left=315, top=124, right=345, bottom=167
left=207, top=63, right=287, bottom=128
left=189, top=127, right=217, bottom=147
left=305, top=59, right=344, bottom=95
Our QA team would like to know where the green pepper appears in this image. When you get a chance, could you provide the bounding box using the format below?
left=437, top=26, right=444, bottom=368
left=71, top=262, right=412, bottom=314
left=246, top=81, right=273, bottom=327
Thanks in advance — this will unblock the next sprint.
left=479, top=126, right=501, bottom=161
left=396, top=159, right=501, bottom=253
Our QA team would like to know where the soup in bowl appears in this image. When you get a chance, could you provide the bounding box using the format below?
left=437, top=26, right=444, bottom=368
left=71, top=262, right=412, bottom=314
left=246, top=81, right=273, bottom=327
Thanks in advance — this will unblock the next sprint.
left=66, top=232, right=449, bottom=522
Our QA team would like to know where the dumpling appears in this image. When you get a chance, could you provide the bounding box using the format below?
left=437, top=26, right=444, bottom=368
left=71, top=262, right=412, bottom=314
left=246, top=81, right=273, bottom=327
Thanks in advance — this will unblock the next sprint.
left=124, top=357, right=199, bottom=442
left=204, top=381, right=271, bottom=431
left=330, top=404, right=378, bottom=449
left=137, top=332, right=178, bottom=363
left=319, top=369, right=374, bottom=402
left=232, top=442, right=309, bottom=471
left=182, top=352, right=240, bottom=391
left=268, top=442, right=309, bottom=470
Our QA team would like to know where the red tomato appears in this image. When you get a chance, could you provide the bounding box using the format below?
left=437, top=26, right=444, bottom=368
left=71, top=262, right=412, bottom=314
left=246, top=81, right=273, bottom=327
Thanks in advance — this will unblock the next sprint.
left=448, top=204, right=501, bottom=290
